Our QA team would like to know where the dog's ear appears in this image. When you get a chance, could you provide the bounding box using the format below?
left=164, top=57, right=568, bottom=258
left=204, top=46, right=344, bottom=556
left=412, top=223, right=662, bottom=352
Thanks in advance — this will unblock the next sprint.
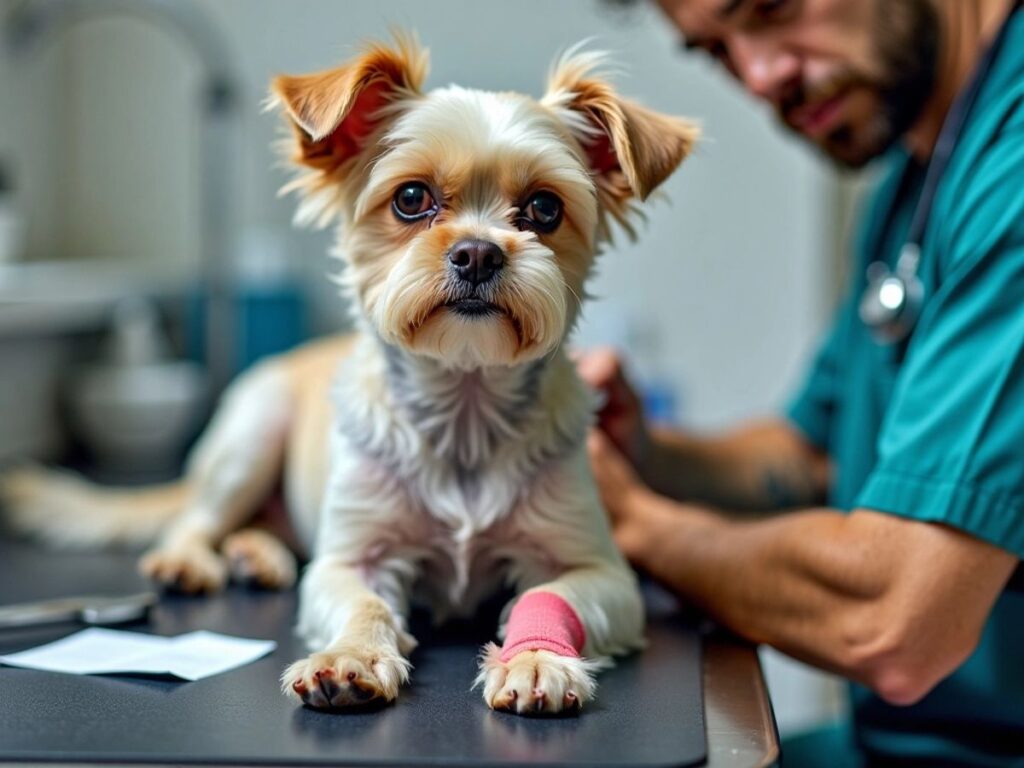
left=270, top=34, right=428, bottom=175
left=543, top=48, right=699, bottom=216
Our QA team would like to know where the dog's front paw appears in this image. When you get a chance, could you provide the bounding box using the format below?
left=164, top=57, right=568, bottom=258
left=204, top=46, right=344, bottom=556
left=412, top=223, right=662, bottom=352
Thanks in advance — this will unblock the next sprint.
left=476, top=643, right=598, bottom=715
left=139, top=545, right=228, bottom=594
left=282, top=646, right=411, bottom=710
left=221, top=529, right=296, bottom=589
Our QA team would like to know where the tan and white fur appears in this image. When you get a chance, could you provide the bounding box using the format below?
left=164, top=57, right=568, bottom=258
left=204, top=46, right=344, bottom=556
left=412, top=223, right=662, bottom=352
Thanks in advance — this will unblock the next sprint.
left=1, top=36, right=697, bottom=716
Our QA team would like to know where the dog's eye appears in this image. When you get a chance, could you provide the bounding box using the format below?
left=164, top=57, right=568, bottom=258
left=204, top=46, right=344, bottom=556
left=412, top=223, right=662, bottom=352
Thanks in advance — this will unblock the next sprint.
left=393, top=183, right=437, bottom=221
left=520, top=191, right=563, bottom=234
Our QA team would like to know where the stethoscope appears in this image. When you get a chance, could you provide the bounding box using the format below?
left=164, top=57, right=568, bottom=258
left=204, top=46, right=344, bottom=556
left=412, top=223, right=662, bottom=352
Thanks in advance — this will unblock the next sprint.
left=858, top=2, right=1020, bottom=344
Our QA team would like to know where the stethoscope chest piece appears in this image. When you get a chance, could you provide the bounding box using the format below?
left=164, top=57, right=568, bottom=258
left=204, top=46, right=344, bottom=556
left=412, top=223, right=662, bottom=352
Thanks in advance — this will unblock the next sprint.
left=859, top=243, right=924, bottom=344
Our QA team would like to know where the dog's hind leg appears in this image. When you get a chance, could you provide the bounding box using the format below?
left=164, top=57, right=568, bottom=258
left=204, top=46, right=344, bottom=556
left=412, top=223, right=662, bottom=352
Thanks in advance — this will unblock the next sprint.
left=139, top=361, right=294, bottom=593
left=282, top=556, right=416, bottom=709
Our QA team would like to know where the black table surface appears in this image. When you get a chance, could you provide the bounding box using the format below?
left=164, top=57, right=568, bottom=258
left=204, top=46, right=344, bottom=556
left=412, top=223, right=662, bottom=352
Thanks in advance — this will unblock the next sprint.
left=0, top=539, right=707, bottom=768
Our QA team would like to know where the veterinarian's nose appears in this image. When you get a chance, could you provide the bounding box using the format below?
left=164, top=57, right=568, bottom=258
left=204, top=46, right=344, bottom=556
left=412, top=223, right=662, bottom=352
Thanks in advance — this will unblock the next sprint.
left=448, top=239, right=504, bottom=286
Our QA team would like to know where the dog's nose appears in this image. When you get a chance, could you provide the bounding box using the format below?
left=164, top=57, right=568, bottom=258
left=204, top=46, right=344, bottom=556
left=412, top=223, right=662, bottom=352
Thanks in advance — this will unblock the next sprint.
left=448, top=239, right=504, bottom=286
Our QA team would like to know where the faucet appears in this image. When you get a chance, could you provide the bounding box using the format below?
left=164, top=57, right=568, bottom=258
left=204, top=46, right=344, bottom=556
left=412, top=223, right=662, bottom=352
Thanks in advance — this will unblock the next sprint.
left=4, top=0, right=240, bottom=393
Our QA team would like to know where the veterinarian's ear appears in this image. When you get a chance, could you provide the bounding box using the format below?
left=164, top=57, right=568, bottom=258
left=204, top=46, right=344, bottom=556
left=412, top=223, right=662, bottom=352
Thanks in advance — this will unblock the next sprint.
left=270, top=33, right=428, bottom=172
left=543, top=49, right=699, bottom=203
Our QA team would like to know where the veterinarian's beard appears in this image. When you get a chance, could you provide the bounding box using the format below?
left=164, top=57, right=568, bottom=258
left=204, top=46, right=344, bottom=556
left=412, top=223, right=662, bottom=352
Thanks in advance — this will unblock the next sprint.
left=786, top=0, right=939, bottom=169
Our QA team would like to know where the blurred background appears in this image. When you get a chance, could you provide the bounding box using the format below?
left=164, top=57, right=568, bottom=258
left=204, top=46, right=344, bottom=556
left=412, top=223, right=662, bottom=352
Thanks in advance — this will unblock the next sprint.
left=0, top=0, right=867, bottom=739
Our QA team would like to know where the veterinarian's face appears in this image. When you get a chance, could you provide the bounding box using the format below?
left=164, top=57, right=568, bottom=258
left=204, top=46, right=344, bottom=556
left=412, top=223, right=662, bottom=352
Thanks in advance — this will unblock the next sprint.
left=657, top=0, right=939, bottom=167
left=344, top=90, right=598, bottom=368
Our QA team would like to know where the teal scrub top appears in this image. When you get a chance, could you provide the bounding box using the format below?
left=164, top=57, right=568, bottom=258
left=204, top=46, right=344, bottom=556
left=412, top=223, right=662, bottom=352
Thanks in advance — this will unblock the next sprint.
left=786, top=11, right=1024, bottom=766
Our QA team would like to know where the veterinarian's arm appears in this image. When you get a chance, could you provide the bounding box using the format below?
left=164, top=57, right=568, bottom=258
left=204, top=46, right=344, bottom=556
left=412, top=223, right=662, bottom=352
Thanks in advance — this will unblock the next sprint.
left=577, top=348, right=829, bottom=511
left=642, top=419, right=829, bottom=512
left=590, top=432, right=1016, bottom=705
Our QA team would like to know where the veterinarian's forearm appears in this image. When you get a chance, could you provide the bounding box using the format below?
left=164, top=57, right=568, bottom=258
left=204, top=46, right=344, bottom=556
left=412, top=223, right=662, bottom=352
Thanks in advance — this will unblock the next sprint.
left=621, top=492, right=1011, bottom=702
left=622, top=497, right=883, bottom=667
left=642, top=419, right=829, bottom=512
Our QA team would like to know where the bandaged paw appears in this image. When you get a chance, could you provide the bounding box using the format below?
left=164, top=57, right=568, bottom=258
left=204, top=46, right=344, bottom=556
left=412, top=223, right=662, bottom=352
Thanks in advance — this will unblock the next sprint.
left=282, top=646, right=411, bottom=709
left=499, top=591, right=587, bottom=661
left=477, top=644, right=599, bottom=714
left=476, top=591, right=597, bottom=714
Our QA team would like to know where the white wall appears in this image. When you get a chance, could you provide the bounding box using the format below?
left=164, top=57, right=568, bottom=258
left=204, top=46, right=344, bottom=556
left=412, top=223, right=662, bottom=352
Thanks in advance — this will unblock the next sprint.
left=61, top=16, right=203, bottom=271
left=0, top=2, right=68, bottom=263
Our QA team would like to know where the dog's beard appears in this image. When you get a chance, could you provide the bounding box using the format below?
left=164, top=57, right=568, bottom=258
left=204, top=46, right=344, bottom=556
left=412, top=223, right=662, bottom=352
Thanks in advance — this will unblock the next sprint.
left=357, top=237, right=571, bottom=369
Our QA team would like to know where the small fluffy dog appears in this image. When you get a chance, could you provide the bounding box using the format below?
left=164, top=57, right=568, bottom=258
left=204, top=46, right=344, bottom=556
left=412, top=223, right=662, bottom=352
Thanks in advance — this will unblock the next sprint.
left=2, top=36, right=696, bottom=715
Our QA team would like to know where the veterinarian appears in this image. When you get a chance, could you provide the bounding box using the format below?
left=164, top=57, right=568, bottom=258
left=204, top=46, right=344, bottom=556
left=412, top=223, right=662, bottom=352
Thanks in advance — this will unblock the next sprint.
left=581, top=0, right=1024, bottom=765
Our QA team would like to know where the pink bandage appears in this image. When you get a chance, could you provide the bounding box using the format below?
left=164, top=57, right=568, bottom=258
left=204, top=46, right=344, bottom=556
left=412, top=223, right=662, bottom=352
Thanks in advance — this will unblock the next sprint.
left=499, top=591, right=587, bottom=662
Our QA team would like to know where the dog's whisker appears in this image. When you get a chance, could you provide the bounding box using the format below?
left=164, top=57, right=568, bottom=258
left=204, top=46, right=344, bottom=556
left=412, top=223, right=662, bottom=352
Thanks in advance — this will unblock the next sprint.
left=561, top=278, right=585, bottom=312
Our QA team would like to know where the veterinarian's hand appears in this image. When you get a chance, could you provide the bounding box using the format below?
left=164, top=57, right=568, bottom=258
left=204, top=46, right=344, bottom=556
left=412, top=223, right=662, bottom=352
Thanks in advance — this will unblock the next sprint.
left=588, top=429, right=662, bottom=562
left=575, top=348, right=651, bottom=467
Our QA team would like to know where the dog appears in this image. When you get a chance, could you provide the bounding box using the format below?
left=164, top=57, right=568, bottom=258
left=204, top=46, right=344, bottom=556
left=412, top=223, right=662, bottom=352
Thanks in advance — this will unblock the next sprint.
left=1, top=35, right=697, bottom=716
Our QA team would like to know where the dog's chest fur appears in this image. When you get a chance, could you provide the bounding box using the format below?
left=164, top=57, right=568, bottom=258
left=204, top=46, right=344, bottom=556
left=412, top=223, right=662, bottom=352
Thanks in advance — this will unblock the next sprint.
left=327, top=337, right=594, bottom=614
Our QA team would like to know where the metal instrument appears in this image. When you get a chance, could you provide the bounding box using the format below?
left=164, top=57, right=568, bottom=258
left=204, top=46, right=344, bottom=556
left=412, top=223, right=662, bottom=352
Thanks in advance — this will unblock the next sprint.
left=0, top=592, right=156, bottom=629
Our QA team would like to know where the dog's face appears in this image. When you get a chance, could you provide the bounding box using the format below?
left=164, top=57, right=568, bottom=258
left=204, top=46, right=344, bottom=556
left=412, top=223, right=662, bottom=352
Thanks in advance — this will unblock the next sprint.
left=272, top=37, right=697, bottom=368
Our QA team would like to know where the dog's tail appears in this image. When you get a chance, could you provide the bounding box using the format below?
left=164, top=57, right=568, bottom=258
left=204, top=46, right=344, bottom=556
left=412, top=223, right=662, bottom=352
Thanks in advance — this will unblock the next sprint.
left=0, top=465, right=188, bottom=549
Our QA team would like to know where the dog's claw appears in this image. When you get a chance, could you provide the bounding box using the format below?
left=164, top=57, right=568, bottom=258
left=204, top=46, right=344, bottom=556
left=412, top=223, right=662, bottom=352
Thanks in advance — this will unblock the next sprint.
left=301, top=665, right=371, bottom=708
left=533, top=690, right=546, bottom=712
left=221, top=530, right=296, bottom=590
left=282, top=648, right=410, bottom=710
left=139, top=546, right=227, bottom=594
left=479, top=646, right=596, bottom=716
